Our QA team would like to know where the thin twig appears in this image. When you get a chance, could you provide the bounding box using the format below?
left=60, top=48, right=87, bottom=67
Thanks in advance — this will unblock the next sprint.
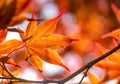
left=0, top=63, right=14, bottom=78
left=0, top=77, right=59, bottom=83
left=79, top=67, right=90, bottom=84
left=27, top=18, right=44, bottom=21
left=0, top=44, right=120, bottom=83
left=59, top=44, right=120, bottom=83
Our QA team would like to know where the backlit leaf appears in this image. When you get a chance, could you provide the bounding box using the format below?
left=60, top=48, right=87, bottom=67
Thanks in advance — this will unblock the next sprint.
left=108, top=70, right=120, bottom=79
left=29, top=10, right=65, bottom=43
left=28, top=45, right=69, bottom=71
left=0, top=39, right=24, bottom=54
left=19, top=10, right=76, bottom=72
left=96, top=43, right=120, bottom=64
left=29, top=55, right=43, bottom=72
left=30, top=34, right=74, bottom=49
left=95, top=60, right=120, bottom=70
left=88, top=72, right=100, bottom=84
left=0, top=65, right=9, bottom=76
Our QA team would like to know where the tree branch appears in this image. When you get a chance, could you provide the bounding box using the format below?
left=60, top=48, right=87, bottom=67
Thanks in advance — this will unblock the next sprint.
left=79, top=67, right=90, bottom=84
left=59, top=44, right=120, bottom=83
left=1, top=44, right=120, bottom=83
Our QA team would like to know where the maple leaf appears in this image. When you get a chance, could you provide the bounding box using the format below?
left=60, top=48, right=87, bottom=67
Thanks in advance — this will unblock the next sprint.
left=19, top=10, right=76, bottom=72
left=95, top=43, right=120, bottom=80
left=108, top=70, right=120, bottom=80
left=88, top=72, right=103, bottom=84
left=0, top=55, right=20, bottom=67
left=101, top=28, right=120, bottom=40
left=0, top=39, right=23, bottom=67
left=0, top=39, right=24, bottom=55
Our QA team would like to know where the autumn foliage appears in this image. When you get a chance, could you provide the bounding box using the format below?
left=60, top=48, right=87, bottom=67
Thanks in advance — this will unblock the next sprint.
left=1, top=0, right=120, bottom=84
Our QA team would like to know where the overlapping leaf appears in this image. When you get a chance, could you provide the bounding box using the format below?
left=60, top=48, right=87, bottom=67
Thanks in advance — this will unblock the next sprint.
left=95, top=43, right=120, bottom=80
left=0, top=39, right=24, bottom=55
left=0, top=55, right=17, bottom=66
left=101, top=28, right=120, bottom=40
left=19, top=10, right=76, bottom=71
left=88, top=72, right=102, bottom=84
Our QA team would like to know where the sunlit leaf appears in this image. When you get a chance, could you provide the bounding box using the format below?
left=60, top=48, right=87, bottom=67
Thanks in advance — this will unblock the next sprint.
left=107, top=52, right=120, bottom=64
left=88, top=72, right=100, bottom=84
left=0, top=65, right=9, bottom=76
left=95, top=60, right=120, bottom=70
left=29, top=10, right=65, bottom=43
left=12, top=70, right=20, bottom=77
left=0, top=39, right=24, bottom=54
left=108, top=70, right=120, bottom=79
left=29, top=55, right=43, bottom=72
left=25, top=9, right=37, bottom=40
left=96, top=43, right=120, bottom=64
left=18, top=10, right=76, bottom=72
left=30, top=34, right=75, bottom=49
left=28, top=45, right=70, bottom=71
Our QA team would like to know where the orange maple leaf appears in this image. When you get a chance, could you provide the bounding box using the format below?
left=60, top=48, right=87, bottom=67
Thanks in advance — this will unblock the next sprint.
left=19, top=10, right=76, bottom=72
left=101, top=28, right=120, bottom=40
left=95, top=43, right=120, bottom=79
left=0, top=39, right=24, bottom=66
left=0, top=39, right=24, bottom=55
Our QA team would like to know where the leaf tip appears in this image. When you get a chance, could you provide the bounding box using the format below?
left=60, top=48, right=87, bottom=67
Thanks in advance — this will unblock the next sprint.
left=18, top=27, right=24, bottom=33
left=56, top=9, right=66, bottom=19
left=60, top=63, right=70, bottom=72
left=38, top=70, right=44, bottom=78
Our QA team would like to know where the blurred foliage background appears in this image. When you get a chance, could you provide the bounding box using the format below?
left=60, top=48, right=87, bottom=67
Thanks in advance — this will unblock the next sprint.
left=1, top=0, right=120, bottom=83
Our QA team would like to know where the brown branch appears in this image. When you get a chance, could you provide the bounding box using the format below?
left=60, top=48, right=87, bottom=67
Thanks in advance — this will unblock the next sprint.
left=59, top=43, right=120, bottom=83
left=0, top=77, right=59, bottom=83
left=0, top=44, right=120, bottom=83
left=79, top=67, right=90, bottom=84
